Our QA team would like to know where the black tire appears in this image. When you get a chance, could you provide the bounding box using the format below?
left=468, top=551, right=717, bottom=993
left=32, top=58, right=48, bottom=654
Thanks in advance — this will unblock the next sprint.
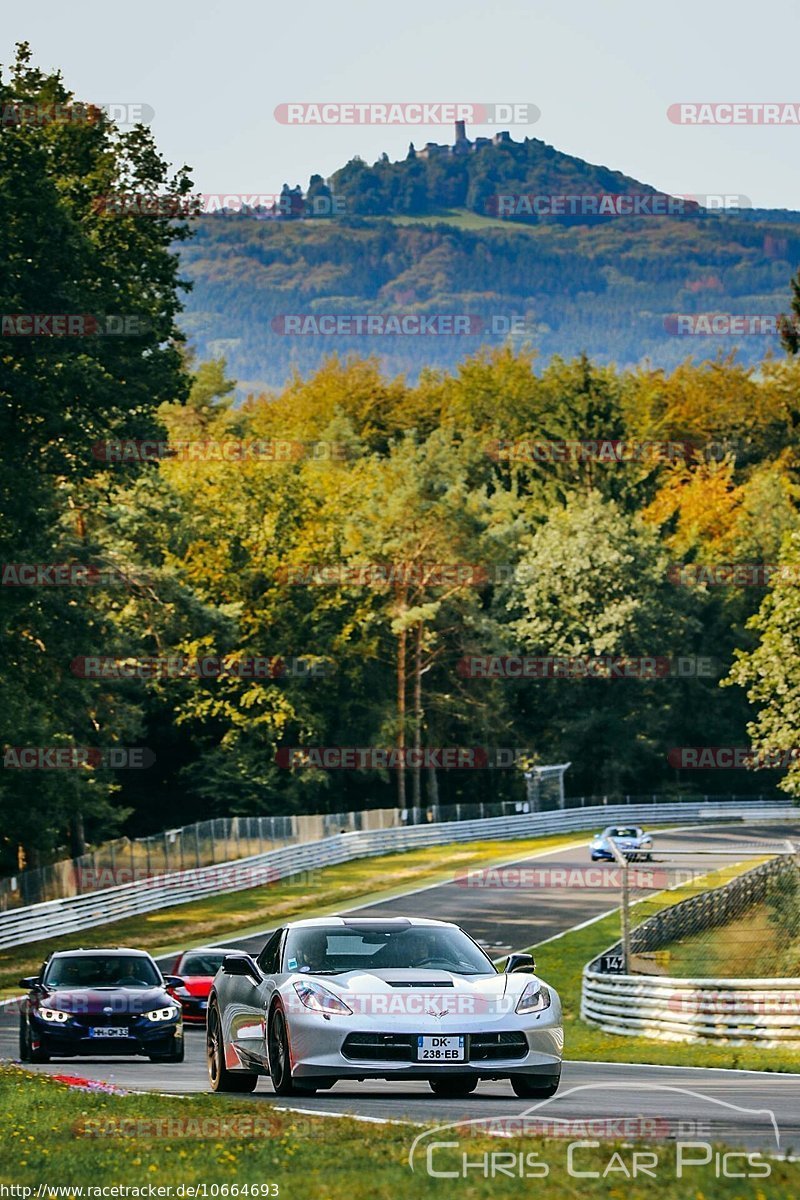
left=429, top=1076, right=478, bottom=1098
left=510, top=1073, right=560, bottom=1099
left=149, top=1037, right=185, bottom=1064
left=19, top=1016, right=49, bottom=1063
left=268, top=1006, right=309, bottom=1096
left=206, top=1003, right=258, bottom=1093
left=19, top=1015, right=29, bottom=1062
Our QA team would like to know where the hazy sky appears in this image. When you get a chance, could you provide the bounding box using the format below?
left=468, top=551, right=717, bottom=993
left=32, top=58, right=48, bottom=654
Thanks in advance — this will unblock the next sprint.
left=5, top=0, right=800, bottom=208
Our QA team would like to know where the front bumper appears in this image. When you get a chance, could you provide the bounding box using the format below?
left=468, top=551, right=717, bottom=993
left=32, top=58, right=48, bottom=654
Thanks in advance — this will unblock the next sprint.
left=283, top=1007, right=563, bottom=1081
left=31, top=1016, right=183, bottom=1057
left=591, top=847, right=651, bottom=860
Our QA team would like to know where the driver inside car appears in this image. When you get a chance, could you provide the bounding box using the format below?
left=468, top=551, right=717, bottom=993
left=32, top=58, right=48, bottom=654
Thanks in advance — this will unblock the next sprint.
left=293, top=930, right=330, bottom=973
left=402, top=930, right=444, bottom=967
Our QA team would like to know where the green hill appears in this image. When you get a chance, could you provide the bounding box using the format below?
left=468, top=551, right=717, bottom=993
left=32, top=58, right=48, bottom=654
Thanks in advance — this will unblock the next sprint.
left=178, top=132, right=800, bottom=389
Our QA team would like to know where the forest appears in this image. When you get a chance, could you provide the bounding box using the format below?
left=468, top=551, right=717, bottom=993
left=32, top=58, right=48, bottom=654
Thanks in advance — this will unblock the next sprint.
left=4, top=46, right=800, bottom=874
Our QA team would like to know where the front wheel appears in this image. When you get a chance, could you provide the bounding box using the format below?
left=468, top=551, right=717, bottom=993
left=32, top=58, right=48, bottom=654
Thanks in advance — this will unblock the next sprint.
left=150, top=1037, right=185, bottom=1063
left=19, top=1016, right=49, bottom=1063
left=207, top=1003, right=258, bottom=1093
left=429, top=1076, right=478, bottom=1098
left=510, top=1073, right=560, bottom=1099
left=267, top=1007, right=317, bottom=1095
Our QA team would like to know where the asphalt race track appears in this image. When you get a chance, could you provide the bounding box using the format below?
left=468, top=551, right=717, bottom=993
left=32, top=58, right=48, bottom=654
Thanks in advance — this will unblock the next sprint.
left=3, top=821, right=800, bottom=1151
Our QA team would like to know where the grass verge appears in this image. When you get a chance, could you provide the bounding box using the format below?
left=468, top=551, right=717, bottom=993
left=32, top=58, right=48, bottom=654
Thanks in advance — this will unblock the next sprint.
left=0, top=1065, right=794, bottom=1197
left=663, top=901, right=800, bottom=978
left=526, top=860, right=800, bottom=1072
left=0, top=832, right=588, bottom=990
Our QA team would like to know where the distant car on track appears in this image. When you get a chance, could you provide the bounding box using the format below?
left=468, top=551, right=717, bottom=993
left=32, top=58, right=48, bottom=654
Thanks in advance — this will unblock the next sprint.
left=206, top=916, right=563, bottom=1099
left=167, top=948, right=228, bottom=1024
left=590, top=825, right=653, bottom=862
left=18, top=947, right=184, bottom=1063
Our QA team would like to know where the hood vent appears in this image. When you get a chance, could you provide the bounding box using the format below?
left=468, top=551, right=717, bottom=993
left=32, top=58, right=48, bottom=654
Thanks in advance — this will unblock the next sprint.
left=388, top=980, right=454, bottom=988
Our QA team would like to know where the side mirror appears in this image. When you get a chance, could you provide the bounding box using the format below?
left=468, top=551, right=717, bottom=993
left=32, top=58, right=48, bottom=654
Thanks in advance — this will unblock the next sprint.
left=19, top=976, right=40, bottom=989
left=163, top=975, right=185, bottom=989
left=222, top=953, right=261, bottom=983
left=505, top=953, right=536, bottom=974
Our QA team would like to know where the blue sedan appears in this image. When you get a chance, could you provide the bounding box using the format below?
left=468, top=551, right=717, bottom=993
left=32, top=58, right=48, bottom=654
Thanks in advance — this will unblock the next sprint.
left=589, top=826, right=653, bottom=862
left=18, top=948, right=184, bottom=1063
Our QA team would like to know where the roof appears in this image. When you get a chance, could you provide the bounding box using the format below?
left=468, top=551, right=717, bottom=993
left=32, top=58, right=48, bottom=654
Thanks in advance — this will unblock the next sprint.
left=48, top=947, right=154, bottom=957
left=285, top=916, right=453, bottom=930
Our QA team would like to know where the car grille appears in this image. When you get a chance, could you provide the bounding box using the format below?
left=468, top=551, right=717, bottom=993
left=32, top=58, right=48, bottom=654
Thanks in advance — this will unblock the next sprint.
left=342, top=1031, right=528, bottom=1062
left=68, top=1014, right=135, bottom=1031
left=469, top=1032, right=528, bottom=1061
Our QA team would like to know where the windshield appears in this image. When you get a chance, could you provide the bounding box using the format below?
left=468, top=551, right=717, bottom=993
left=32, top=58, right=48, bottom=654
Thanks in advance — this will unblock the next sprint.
left=43, top=954, right=162, bottom=989
left=607, top=828, right=640, bottom=838
left=177, top=952, right=226, bottom=976
left=282, top=924, right=495, bottom=976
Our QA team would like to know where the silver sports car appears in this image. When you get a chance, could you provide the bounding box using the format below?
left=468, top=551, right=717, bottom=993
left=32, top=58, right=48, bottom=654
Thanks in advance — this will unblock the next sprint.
left=590, top=825, right=653, bottom=862
left=206, top=916, right=563, bottom=1099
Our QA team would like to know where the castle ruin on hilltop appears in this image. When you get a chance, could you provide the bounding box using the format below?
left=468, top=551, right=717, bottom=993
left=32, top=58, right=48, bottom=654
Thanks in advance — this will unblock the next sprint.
left=410, top=121, right=512, bottom=160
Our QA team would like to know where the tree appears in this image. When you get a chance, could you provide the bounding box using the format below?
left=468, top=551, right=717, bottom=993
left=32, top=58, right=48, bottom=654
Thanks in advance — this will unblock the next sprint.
left=506, top=491, right=699, bottom=794
left=727, top=530, right=800, bottom=798
left=0, top=43, right=194, bottom=865
left=779, top=268, right=800, bottom=355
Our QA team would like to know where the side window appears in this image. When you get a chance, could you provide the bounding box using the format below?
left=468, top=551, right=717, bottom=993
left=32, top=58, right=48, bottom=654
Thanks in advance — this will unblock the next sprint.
left=257, top=929, right=284, bottom=975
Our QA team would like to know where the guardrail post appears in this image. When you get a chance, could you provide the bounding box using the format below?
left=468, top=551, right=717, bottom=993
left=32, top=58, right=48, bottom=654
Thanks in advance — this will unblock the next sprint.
left=608, top=837, right=631, bottom=972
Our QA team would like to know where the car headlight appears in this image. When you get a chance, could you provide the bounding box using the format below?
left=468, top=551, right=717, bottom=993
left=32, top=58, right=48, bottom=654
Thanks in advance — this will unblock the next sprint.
left=590, top=839, right=604, bottom=847
left=293, top=981, right=352, bottom=1016
left=143, top=1006, right=179, bottom=1022
left=515, top=983, right=552, bottom=1015
left=38, top=1007, right=70, bottom=1023
left=640, top=837, right=652, bottom=846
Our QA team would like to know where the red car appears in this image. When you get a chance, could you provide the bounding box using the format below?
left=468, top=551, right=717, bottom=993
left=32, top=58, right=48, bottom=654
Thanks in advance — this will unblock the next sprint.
left=167, top=948, right=228, bottom=1024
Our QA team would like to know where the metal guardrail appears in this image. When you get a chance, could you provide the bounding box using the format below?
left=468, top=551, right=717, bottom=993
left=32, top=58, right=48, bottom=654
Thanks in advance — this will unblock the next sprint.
left=2, top=792, right=781, bottom=911
left=581, top=854, right=800, bottom=1046
left=582, top=974, right=800, bottom=1044
left=1, top=799, right=795, bottom=951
